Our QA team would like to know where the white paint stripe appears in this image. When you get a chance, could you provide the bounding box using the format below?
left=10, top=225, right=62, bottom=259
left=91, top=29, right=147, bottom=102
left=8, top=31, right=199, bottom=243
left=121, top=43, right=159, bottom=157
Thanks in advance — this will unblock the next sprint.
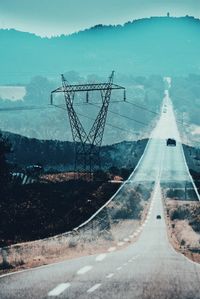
left=48, top=283, right=70, bottom=296
left=77, top=265, right=93, bottom=275
left=128, top=259, right=132, bottom=263
left=123, top=262, right=128, bottom=266
left=106, top=273, right=114, bottom=278
left=117, top=266, right=122, bottom=271
left=87, top=283, right=101, bottom=293
left=108, top=247, right=116, bottom=252
left=95, top=254, right=106, bottom=262
left=117, top=241, right=124, bottom=246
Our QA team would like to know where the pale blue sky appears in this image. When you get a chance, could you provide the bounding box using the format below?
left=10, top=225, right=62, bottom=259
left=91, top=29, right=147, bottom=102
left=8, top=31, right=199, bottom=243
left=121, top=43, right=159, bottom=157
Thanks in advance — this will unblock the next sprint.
left=0, top=0, right=199, bottom=36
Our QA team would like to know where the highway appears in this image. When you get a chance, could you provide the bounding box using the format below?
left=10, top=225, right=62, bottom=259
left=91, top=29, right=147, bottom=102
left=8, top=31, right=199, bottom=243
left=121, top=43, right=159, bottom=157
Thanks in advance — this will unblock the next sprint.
left=0, top=80, right=200, bottom=298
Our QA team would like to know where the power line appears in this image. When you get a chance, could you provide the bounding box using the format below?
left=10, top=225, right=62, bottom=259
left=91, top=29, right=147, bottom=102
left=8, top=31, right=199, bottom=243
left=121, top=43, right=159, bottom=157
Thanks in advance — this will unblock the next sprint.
left=125, top=99, right=158, bottom=115
left=89, top=102, right=148, bottom=126
left=0, top=105, right=52, bottom=112
left=0, top=97, right=190, bottom=128
left=52, top=104, right=138, bottom=135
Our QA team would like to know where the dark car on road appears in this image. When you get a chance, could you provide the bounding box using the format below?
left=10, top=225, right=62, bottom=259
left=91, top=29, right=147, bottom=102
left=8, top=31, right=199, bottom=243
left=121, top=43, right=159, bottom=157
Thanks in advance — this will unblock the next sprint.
left=156, top=215, right=161, bottom=219
left=166, top=138, right=176, bottom=147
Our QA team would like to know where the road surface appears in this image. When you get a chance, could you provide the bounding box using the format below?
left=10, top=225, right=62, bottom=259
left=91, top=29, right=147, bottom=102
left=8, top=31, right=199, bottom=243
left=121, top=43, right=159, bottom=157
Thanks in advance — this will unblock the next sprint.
left=0, top=81, right=200, bottom=298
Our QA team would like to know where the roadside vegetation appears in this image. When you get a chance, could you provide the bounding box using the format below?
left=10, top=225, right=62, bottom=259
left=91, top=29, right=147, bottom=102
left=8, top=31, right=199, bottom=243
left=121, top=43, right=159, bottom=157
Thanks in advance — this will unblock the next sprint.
left=165, top=199, right=200, bottom=263
left=0, top=180, right=120, bottom=247
left=0, top=129, right=149, bottom=248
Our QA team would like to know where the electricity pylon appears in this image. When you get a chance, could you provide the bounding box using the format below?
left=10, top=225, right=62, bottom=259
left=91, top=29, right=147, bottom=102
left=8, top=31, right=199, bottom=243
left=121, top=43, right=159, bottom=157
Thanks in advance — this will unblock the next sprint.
left=51, top=71, right=125, bottom=179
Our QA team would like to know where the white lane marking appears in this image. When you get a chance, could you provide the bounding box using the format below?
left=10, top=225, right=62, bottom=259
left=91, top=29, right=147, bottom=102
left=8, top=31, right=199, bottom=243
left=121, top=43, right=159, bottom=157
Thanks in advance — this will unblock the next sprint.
left=123, top=262, right=128, bottom=266
left=108, top=247, right=116, bottom=252
left=77, top=265, right=93, bottom=275
left=132, top=255, right=139, bottom=260
left=48, top=283, right=70, bottom=297
left=117, top=266, right=122, bottom=271
left=87, top=283, right=101, bottom=293
left=129, top=234, right=134, bottom=238
left=128, top=259, right=132, bottom=263
left=95, top=254, right=107, bottom=262
left=117, top=242, right=124, bottom=246
left=106, top=273, right=114, bottom=278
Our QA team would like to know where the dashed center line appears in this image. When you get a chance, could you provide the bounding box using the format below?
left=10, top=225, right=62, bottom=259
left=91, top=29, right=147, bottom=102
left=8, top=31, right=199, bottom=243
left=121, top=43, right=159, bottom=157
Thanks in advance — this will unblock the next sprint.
left=128, top=259, right=132, bottom=263
left=117, top=266, right=122, bottom=271
left=87, top=283, right=101, bottom=293
left=106, top=273, right=114, bottom=278
left=77, top=265, right=93, bottom=275
left=117, top=241, right=125, bottom=246
left=48, top=283, right=70, bottom=297
left=95, top=253, right=107, bottom=262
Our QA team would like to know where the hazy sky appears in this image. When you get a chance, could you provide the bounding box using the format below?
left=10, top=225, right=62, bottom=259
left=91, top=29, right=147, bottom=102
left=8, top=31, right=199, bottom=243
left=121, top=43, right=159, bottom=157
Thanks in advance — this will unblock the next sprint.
left=0, top=0, right=199, bottom=37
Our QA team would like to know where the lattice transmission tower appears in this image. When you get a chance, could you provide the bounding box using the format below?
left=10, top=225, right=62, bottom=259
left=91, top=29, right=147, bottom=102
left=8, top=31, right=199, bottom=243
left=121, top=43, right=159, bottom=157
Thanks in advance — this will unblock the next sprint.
left=51, top=71, right=125, bottom=178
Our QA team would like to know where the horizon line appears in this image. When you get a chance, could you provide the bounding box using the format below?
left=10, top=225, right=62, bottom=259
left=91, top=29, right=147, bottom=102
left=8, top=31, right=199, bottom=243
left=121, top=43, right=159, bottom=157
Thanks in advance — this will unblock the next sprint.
left=0, top=14, right=198, bottom=39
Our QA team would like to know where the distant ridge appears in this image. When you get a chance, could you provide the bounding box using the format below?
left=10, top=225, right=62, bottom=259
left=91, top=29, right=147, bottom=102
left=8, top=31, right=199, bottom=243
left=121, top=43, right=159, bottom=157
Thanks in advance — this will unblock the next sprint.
left=1, top=16, right=200, bottom=84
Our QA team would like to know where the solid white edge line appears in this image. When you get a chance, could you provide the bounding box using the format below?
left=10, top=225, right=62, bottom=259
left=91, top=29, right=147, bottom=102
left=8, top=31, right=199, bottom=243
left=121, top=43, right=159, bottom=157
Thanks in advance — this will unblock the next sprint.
left=75, top=134, right=151, bottom=231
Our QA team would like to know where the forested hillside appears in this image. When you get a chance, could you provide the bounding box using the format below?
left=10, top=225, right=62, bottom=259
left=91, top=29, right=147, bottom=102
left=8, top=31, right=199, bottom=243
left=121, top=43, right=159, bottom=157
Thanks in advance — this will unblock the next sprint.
left=1, top=16, right=200, bottom=84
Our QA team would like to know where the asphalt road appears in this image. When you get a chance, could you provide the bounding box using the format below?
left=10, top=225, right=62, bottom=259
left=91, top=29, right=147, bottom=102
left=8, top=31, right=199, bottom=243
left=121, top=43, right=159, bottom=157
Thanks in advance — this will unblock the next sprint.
left=0, top=82, right=200, bottom=298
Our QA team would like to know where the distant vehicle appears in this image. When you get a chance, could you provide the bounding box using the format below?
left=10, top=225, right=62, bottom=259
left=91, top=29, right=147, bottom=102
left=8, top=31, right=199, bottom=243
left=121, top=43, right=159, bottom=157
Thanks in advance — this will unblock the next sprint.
left=156, top=215, right=161, bottom=219
left=166, top=138, right=176, bottom=147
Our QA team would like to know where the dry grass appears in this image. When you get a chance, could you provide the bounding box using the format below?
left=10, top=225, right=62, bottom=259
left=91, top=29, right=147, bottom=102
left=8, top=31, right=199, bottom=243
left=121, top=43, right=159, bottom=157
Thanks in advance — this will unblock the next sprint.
left=164, top=199, right=200, bottom=263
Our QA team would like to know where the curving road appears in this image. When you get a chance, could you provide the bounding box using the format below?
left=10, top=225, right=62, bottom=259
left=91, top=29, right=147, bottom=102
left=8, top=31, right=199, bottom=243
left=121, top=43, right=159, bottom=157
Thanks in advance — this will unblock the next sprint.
left=0, top=80, right=200, bottom=298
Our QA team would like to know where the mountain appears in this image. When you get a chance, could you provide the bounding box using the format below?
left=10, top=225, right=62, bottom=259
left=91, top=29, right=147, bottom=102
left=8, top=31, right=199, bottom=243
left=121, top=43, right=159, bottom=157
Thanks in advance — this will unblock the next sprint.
left=3, top=131, right=148, bottom=172
left=1, top=16, right=200, bottom=84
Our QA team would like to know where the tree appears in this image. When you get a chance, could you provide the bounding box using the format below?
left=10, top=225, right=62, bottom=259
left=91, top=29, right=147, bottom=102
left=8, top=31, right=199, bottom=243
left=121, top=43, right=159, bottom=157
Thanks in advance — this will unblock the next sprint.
left=0, top=132, right=12, bottom=195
